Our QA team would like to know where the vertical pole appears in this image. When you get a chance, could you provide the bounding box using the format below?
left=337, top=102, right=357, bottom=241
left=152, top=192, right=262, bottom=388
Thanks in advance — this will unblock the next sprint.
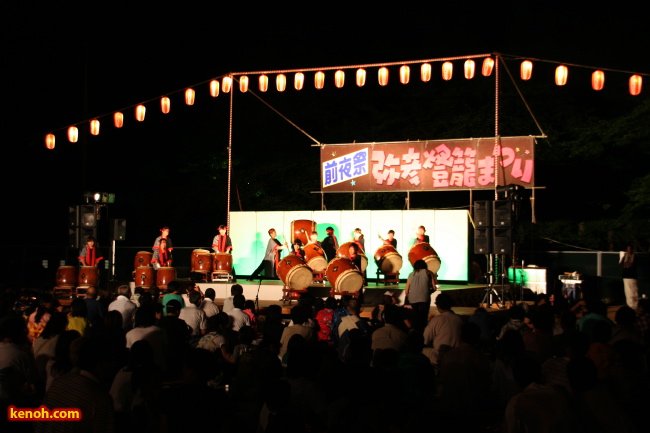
left=227, top=76, right=234, bottom=231
left=494, top=55, right=500, bottom=200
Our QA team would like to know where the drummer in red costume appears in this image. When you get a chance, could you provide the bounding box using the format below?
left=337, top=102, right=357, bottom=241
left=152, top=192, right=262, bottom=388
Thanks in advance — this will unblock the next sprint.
left=152, top=226, right=173, bottom=267
left=212, top=225, right=233, bottom=253
left=353, top=228, right=365, bottom=253
left=248, top=228, right=286, bottom=280
left=413, top=226, right=430, bottom=245
left=78, top=236, right=103, bottom=266
left=381, top=230, right=398, bottom=248
left=291, top=239, right=306, bottom=259
left=152, top=238, right=172, bottom=268
left=306, top=231, right=321, bottom=247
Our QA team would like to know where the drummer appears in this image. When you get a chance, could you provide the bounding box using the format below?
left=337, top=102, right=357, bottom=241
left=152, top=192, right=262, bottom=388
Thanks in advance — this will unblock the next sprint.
left=413, top=225, right=430, bottom=245
left=248, top=228, right=286, bottom=280
left=321, top=227, right=339, bottom=261
left=382, top=230, right=397, bottom=248
left=306, top=231, right=321, bottom=247
left=152, top=226, right=173, bottom=266
left=353, top=228, right=365, bottom=253
left=212, top=225, right=233, bottom=254
left=291, top=239, right=306, bottom=259
left=78, top=236, right=103, bottom=267
left=152, top=238, right=172, bottom=269
left=347, top=243, right=363, bottom=271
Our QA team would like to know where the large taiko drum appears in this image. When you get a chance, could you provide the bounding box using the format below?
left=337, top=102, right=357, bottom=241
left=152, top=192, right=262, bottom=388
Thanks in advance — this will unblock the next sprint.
left=277, top=254, right=313, bottom=290
left=326, top=257, right=364, bottom=293
left=134, top=266, right=155, bottom=288
left=156, top=267, right=176, bottom=289
left=213, top=253, right=233, bottom=273
left=56, top=266, right=77, bottom=287
left=408, top=243, right=441, bottom=274
left=336, top=242, right=368, bottom=272
left=78, top=266, right=99, bottom=287
left=191, top=249, right=213, bottom=273
left=291, top=220, right=316, bottom=245
left=374, top=245, right=403, bottom=274
left=304, top=243, right=328, bottom=272
left=134, top=251, right=153, bottom=270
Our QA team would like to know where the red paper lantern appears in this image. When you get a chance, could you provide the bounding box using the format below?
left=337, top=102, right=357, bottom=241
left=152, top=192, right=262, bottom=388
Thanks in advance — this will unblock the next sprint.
left=90, top=119, right=100, bottom=136
left=421, top=63, right=431, bottom=82
left=258, top=75, right=268, bottom=92
left=400, top=65, right=410, bottom=84
left=294, top=73, right=304, bottom=90
left=135, top=105, right=146, bottom=122
left=378, top=67, right=389, bottom=86
left=210, top=80, right=220, bottom=97
left=464, top=60, right=475, bottom=79
left=335, top=70, right=345, bottom=88
left=356, top=68, right=366, bottom=87
left=45, top=134, right=55, bottom=150
left=315, top=71, right=325, bottom=89
left=276, top=74, right=286, bottom=92
left=629, top=75, right=643, bottom=96
left=520, top=60, right=533, bottom=80
left=68, top=126, right=78, bottom=143
left=114, top=112, right=124, bottom=128
left=239, top=76, right=249, bottom=93
left=482, top=58, right=494, bottom=76
left=185, top=88, right=195, bottom=105
left=555, top=65, right=568, bottom=86
left=222, top=77, right=232, bottom=93
left=591, top=70, right=604, bottom=91
left=161, top=96, right=171, bottom=114
left=442, top=62, right=453, bottom=81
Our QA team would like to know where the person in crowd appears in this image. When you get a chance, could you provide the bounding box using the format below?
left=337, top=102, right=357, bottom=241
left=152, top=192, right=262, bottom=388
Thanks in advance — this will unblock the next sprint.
left=108, top=285, right=137, bottom=331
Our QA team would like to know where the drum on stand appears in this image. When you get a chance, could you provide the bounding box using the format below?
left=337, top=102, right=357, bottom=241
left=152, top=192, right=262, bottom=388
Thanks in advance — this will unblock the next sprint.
left=277, top=254, right=313, bottom=290
left=374, top=245, right=403, bottom=274
left=190, top=249, right=213, bottom=274
left=156, top=267, right=177, bottom=290
left=291, top=220, right=316, bottom=245
left=134, top=266, right=155, bottom=288
left=408, top=243, right=441, bottom=274
left=336, top=242, right=368, bottom=272
left=326, top=257, right=364, bottom=294
left=78, top=266, right=99, bottom=287
left=133, top=251, right=153, bottom=270
left=304, top=243, right=328, bottom=272
left=56, top=266, right=77, bottom=287
left=213, top=253, right=233, bottom=274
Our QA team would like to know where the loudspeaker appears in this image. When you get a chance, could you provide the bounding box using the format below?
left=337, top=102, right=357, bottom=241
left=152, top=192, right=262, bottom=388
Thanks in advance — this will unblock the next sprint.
left=111, top=219, right=127, bottom=241
left=79, top=205, right=97, bottom=228
left=69, top=227, right=97, bottom=249
left=474, top=228, right=492, bottom=254
left=474, top=201, right=492, bottom=227
left=493, top=228, right=512, bottom=254
left=493, top=201, right=512, bottom=226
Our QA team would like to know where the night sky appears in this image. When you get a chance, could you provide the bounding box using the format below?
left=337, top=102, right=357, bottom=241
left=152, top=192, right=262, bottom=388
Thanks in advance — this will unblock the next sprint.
left=3, top=3, right=648, bottom=250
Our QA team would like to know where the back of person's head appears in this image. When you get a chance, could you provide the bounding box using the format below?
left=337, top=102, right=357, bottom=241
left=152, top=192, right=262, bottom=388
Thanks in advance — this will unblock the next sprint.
left=134, top=287, right=145, bottom=296
left=244, top=300, right=255, bottom=311
left=41, top=312, right=68, bottom=339
left=461, top=322, right=481, bottom=345
left=289, top=305, right=309, bottom=325
left=128, top=339, right=154, bottom=371
left=324, top=297, right=338, bottom=310
left=238, top=326, right=255, bottom=345
left=231, top=284, right=244, bottom=297
left=166, top=299, right=182, bottom=316
left=134, top=304, right=156, bottom=327
left=508, top=304, right=526, bottom=321
left=586, top=300, right=608, bottom=317
left=167, top=281, right=181, bottom=294
left=383, top=304, right=402, bottom=325
left=0, top=316, right=27, bottom=343
left=206, top=313, right=228, bottom=333
left=85, top=286, right=97, bottom=299
left=52, top=330, right=81, bottom=375
left=204, top=288, right=216, bottom=301
left=104, top=310, right=123, bottom=329
left=183, top=348, right=217, bottom=383
left=233, top=294, right=246, bottom=309
left=77, top=336, right=114, bottom=383
left=150, top=286, right=160, bottom=301
left=347, top=298, right=361, bottom=315
left=413, top=259, right=427, bottom=271
left=435, top=293, right=453, bottom=311
left=266, top=304, right=282, bottom=323
left=614, top=306, right=636, bottom=327
left=189, top=290, right=202, bottom=306
left=117, top=285, right=130, bottom=297
left=70, top=298, right=88, bottom=318
left=298, top=292, right=316, bottom=309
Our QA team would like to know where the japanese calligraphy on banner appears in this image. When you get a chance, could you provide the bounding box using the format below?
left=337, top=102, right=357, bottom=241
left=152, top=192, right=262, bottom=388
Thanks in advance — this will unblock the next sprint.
left=320, top=136, right=534, bottom=192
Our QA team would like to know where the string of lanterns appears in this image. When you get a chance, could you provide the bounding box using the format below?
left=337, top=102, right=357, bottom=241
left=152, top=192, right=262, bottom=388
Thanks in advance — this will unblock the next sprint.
left=43, top=55, right=647, bottom=150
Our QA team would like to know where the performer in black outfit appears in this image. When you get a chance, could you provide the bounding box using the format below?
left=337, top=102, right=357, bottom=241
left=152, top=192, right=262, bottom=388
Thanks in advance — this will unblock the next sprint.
left=249, top=228, right=286, bottom=280
left=321, top=226, right=339, bottom=261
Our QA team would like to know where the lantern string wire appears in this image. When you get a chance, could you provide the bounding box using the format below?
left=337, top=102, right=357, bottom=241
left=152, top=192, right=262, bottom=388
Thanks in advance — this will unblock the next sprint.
left=232, top=77, right=322, bottom=146
left=498, top=53, right=649, bottom=76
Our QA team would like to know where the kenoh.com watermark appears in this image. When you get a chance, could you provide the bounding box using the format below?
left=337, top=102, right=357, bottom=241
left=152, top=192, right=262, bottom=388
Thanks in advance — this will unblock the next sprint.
left=8, top=406, right=81, bottom=421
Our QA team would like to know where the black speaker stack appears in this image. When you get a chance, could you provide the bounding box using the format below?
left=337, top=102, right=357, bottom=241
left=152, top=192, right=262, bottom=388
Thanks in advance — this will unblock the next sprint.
left=473, top=200, right=512, bottom=255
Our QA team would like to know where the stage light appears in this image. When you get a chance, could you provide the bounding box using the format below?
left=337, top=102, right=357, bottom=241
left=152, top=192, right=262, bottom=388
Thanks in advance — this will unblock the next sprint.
left=210, top=80, right=220, bottom=97
left=378, top=67, right=389, bottom=86
left=294, top=72, right=304, bottom=90
left=222, top=76, right=232, bottom=93
left=185, top=88, right=195, bottom=105
left=399, top=65, right=410, bottom=84
left=629, top=75, right=642, bottom=96
left=421, top=63, right=431, bottom=82
left=442, top=62, right=453, bottom=81
left=259, top=75, right=268, bottom=92
left=521, top=60, right=533, bottom=80
left=276, top=74, right=286, bottom=92
left=591, top=70, right=604, bottom=91
left=482, top=58, right=494, bottom=76
left=135, top=105, right=146, bottom=121
left=45, top=134, right=55, bottom=150
left=464, top=60, right=475, bottom=79
left=68, top=126, right=78, bottom=143
left=335, top=70, right=345, bottom=88
left=114, top=112, right=124, bottom=128
left=93, top=192, right=101, bottom=203
left=356, top=68, right=366, bottom=87
left=239, top=76, right=249, bottom=92
left=315, top=71, right=325, bottom=89
left=161, top=96, right=171, bottom=113
left=90, top=119, right=100, bottom=136
left=555, top=65, right=568, bottom=86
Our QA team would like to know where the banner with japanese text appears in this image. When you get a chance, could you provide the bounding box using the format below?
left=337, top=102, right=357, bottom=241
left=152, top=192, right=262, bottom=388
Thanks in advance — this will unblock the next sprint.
left=320, top=136, right=534, bottom=191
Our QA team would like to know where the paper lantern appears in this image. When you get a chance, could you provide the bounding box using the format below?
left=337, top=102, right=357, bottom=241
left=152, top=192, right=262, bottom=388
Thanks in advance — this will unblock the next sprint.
left=222, top=77, right=232, bottom=93
left=378, top=67, right=389, bottom=86
left=185, top=88, right=195, bottom=105
left=421, top=63, right=431, bottom=82
left=464, top=60, right=475, bottom=79
left=294, top=72, right=304, bottom=90
left=442, top=62, right=453, bottom=81
left=335, top=70, right=345, bottom=88
left=68, top=126, right=78, bottom=143
left=161, top=96, right=171, bottom=114
left=482, top=58, right=494, bottom=76
left=555, top=65, right=568, bottom=86
left=90, top=119, right=100, bottom=136
left=629, top=75, right=642, bottom=96
left=135, top=104, right=146, bottom=121
left=239, top=76, right=249, bottom=92
left=45, top=134, right=55, bottom=150
left=114, top=112, right=124, bottom=128
left=276, top=74, right=286, bottom=92
left=259, top=75, right=268, bottom=92
left=400, top=65, right=410, bottom=84
left=591, top=70, right=604, bottom=91
left=210, top=80, right=220, bottom=97
left=356, top=68, right=366, bottom=87
left=315, top=71, right=325, bottom=89
left=520, top=60, right=533, bottom=80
